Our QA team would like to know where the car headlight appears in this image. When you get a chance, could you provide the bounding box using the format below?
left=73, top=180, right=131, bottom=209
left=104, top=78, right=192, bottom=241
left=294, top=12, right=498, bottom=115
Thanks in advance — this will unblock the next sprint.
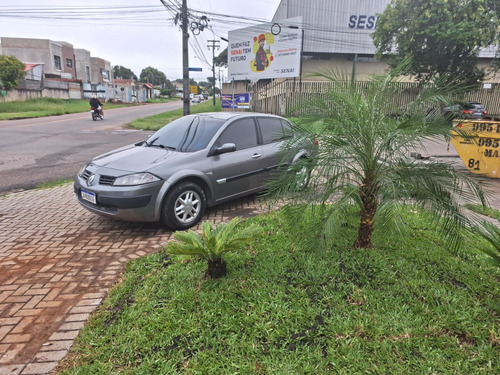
left=78, top=163, right=90, bottom=177
left=113, top=173, right=161, bottom=186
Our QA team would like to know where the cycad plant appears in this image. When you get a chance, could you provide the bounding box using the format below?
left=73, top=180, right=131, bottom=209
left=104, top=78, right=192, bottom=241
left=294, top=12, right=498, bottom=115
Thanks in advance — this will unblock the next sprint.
left=164, top=217, right=262, bottom=278
left=271, top=65, right=486, bottom=249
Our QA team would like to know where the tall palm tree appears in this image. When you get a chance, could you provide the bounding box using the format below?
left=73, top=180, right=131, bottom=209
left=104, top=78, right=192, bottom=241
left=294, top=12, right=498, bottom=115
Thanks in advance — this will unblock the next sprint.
left=271, top=67, right=486, bottom=249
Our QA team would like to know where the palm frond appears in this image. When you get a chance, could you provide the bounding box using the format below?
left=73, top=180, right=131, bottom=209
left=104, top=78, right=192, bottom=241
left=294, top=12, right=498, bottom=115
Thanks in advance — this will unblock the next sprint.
left=474, top=221, right=500, bottom=268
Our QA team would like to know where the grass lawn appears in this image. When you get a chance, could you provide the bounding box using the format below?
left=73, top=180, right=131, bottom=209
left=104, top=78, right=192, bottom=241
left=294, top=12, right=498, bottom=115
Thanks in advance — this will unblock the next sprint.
left=128, top=99, right=222, bottom=131
left=57, top=206, right=499, bottom=374
left=0, top=97, right=135, bottom=120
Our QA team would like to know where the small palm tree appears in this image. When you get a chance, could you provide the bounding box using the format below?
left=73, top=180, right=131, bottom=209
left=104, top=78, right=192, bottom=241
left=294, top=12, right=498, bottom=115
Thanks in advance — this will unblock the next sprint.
left=164, top=217, right=262, bottom=278
left=271, top=65, right=485, bottom=249
left=474, top=221, right=500, bottom=268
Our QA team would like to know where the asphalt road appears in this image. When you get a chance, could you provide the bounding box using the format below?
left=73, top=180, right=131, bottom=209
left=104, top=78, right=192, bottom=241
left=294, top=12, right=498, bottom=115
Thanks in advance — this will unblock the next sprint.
left=0, top=101, right=183, bottom=195
left=2, top=105, right=500, bottom=210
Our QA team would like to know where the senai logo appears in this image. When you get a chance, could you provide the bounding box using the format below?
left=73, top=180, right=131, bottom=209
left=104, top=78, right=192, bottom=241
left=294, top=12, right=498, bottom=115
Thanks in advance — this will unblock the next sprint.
left=348, top=15, right=378, bottom=30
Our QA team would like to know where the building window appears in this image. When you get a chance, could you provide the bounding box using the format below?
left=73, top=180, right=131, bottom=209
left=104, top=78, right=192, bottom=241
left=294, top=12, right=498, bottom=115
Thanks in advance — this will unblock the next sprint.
left=54, top=55, right=61, bottom=70
left=85, top=66, right=90, bottom=83
left=101, top=69, right=110, bottom=81
left=66, top=58, right=73, bottom=68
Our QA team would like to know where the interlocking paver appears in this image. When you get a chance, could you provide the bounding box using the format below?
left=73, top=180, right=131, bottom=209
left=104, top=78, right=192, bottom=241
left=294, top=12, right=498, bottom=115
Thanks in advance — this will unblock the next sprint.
left=0, top=184, right=269, bottom=374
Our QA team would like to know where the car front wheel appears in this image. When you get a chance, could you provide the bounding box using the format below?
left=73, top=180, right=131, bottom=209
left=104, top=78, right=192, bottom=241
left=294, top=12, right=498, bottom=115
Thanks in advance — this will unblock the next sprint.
left=295, top=164, right=311, bottom=191
left=162, top=181, right=206, bottom=230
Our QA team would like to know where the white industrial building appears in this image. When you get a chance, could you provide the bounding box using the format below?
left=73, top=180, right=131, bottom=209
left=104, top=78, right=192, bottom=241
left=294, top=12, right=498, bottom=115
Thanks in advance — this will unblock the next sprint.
left=270, top=0, right=499, bottom=82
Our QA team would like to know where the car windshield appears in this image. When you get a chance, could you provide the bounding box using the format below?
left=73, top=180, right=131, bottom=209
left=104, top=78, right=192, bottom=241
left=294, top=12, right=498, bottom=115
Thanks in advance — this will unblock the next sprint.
left=146, top=115, right=225, bottom=152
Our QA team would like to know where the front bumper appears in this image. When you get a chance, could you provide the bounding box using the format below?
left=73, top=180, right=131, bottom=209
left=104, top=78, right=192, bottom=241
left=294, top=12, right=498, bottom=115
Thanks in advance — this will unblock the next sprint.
left=74, top=178, right=164, bottom=222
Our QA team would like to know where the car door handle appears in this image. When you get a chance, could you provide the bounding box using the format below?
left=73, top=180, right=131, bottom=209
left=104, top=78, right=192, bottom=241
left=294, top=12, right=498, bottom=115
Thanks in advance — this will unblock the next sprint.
left=252, top=153, right=262, bottom=159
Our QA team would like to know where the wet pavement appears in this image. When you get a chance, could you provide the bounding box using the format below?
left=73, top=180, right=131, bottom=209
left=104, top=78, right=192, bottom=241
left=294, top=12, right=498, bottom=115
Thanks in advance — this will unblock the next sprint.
left=0, top=186, right=270, bottom=375
left=0, top=137, right=498, bottom=374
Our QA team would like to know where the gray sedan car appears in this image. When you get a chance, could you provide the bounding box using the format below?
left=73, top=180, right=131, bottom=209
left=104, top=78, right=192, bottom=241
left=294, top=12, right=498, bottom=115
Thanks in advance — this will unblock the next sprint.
left=74, top=112, right=316, bottom=229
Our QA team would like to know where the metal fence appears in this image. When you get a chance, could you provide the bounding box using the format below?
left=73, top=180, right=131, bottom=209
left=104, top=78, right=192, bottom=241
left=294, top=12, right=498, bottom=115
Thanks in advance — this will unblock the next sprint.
left=248, top=80, right=500, bottom=117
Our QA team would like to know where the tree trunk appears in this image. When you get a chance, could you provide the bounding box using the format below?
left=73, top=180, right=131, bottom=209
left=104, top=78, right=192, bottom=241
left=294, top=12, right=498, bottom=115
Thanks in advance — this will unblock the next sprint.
left=354, top=212, right=375, bottom=248
left=206, top=258, right=227, bottom=278
left=354, top=182, right=378, bottom=248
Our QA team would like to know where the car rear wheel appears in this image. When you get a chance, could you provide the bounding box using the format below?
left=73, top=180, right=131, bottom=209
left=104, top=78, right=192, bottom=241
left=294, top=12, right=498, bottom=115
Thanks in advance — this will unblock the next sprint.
left=162, top=181, right=206, bottom=230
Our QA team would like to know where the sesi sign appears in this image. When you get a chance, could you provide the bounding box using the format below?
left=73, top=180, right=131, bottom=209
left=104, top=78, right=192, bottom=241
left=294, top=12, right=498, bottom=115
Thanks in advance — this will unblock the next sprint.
left=348, top=15, right=378, bottom=30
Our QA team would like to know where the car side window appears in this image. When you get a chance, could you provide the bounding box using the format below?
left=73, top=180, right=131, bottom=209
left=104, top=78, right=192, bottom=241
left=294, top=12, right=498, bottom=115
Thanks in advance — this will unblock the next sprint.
left=259, top=117, right=293, bottom=144
left=216, top=118, right=258, bottom=150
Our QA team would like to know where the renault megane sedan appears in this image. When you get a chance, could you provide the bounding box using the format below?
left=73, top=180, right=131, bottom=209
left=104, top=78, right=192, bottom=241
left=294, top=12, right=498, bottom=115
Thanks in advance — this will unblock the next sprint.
left=74, top=112, right=316, bottom=230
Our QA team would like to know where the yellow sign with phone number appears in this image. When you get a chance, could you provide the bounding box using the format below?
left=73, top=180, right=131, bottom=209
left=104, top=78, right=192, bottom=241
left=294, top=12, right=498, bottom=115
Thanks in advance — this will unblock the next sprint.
left=450, top=119, right=500, bottom=178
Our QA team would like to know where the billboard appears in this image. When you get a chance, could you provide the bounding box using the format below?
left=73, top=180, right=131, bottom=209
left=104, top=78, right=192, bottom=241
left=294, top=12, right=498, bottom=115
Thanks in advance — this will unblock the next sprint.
left=228, top=17, right=303, bottom=81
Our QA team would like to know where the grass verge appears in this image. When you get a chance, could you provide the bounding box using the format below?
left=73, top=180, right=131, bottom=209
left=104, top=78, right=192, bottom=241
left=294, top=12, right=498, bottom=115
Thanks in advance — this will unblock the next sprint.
left=466, top=204, right=500, bottom=222
left=0, top=98, right=129, bottom=120
left=35, top=179, right=73, bottom=190
left=57, top=206, right=499, bottom=374
left=129, top=99, right=222, bottom=130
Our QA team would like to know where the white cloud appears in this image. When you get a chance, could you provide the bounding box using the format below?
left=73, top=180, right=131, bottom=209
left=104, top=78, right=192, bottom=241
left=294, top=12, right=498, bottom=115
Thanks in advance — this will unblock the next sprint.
left=0, top=0, right=279, bottom=82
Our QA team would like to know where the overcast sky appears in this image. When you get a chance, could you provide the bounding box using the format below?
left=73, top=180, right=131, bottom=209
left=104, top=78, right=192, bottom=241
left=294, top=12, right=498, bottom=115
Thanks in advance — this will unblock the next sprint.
left=0, top=0, right=281, bottom=83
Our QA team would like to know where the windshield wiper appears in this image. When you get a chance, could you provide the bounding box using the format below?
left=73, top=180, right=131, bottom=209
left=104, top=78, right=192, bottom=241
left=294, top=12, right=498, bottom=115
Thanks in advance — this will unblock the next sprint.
left=146, top=137, right=176, bottom=150
left=146, top=137, right=159, bottom=146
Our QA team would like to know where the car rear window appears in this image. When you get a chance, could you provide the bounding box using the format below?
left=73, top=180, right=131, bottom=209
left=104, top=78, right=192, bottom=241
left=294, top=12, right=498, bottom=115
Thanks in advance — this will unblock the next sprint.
left=258, top=117, right=293, bottom=144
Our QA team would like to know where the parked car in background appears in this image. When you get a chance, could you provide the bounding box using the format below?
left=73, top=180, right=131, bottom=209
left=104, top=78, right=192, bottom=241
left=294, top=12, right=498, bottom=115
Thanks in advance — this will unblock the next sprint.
left=191, top=96, right=201, bottom=103
left=74, top=112, right=317, bottom=230
left=443, top=102, right=488, bottom=120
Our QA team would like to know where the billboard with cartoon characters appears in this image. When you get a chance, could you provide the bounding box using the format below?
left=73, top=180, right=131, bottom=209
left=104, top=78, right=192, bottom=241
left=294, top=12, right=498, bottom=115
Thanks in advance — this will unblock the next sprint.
left=228, top=17, right=303, bottom=81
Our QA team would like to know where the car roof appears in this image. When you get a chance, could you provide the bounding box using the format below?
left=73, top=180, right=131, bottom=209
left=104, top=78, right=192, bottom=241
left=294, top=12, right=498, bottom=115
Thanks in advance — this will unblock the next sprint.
left=193, top=112, right=284, bottom=120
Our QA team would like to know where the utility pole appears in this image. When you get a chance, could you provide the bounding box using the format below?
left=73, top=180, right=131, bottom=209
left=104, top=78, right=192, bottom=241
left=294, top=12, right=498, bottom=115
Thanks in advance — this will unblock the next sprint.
left=182, top=0, right=190, bottom=115
left=207, top=39, right=220, bottom=106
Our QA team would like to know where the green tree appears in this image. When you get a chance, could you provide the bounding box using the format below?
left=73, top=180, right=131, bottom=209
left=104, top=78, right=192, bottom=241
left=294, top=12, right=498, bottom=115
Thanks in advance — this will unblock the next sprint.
left=159, top=79, right=174, bottom=96
left=139, top=66, right=167, bottom=85
left=271, top=66, right=485, bottom=249
left=164, top=218, right=262, bottom=278
left=198, top=80, right=210, bottom=89
left=372, top=0, right=499, bottom=87
left=113, top=65, right=138, bottom=80
left=159, top=88, right=173, bottom=97
left=214, top=47, right=228, bottom=68
left=0, top=55, right=26, bottom=90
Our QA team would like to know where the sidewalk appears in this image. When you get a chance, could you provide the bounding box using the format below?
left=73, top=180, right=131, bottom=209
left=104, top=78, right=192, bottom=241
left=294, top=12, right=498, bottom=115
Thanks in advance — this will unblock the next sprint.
left=0, top=185, right=269, bottom=375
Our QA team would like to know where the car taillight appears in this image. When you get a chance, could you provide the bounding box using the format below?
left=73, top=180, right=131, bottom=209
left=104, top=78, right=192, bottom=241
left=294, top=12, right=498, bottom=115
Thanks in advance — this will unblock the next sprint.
left=484, top=110, right=488, bottom=115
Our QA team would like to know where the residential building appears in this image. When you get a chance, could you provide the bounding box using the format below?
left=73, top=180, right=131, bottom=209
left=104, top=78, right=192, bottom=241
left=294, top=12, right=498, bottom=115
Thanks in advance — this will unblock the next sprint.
left=0, top=37, right=114, bottom=87
left=74, top=48, right=92, bottom=83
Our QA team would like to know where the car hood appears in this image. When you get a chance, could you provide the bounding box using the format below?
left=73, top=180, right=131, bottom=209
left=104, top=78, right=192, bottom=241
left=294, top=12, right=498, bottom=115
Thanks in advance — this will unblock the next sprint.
left=91, top=144, right=190, bottom=173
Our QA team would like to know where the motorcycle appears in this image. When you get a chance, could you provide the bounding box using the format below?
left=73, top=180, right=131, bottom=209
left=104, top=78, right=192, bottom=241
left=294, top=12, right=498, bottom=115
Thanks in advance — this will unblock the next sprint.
left=90, top=106, right=103, bottom=121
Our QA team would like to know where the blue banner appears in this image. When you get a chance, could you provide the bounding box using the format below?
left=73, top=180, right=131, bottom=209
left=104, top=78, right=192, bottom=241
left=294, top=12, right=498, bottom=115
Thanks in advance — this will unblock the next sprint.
left=222, top=93, right=250, bottom=109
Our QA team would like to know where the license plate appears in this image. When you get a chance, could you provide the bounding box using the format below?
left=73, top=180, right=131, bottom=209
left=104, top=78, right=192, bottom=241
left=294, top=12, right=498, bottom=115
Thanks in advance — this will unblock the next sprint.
left=81, top=189, right=96, bottom=204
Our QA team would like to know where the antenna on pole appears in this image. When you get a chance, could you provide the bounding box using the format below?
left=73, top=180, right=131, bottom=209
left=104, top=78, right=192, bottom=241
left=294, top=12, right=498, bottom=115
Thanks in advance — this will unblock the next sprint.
left=207, top=39, right=220, bottom=106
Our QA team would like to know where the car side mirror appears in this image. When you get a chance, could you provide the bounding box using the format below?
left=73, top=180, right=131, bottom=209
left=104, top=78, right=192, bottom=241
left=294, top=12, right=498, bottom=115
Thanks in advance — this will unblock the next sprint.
left=209, top=143, right=236, bottom=156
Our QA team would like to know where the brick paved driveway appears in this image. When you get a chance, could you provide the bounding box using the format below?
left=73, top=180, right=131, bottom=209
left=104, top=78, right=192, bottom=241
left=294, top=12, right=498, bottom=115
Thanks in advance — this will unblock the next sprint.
left=0, top=184, right=269, bottom=375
